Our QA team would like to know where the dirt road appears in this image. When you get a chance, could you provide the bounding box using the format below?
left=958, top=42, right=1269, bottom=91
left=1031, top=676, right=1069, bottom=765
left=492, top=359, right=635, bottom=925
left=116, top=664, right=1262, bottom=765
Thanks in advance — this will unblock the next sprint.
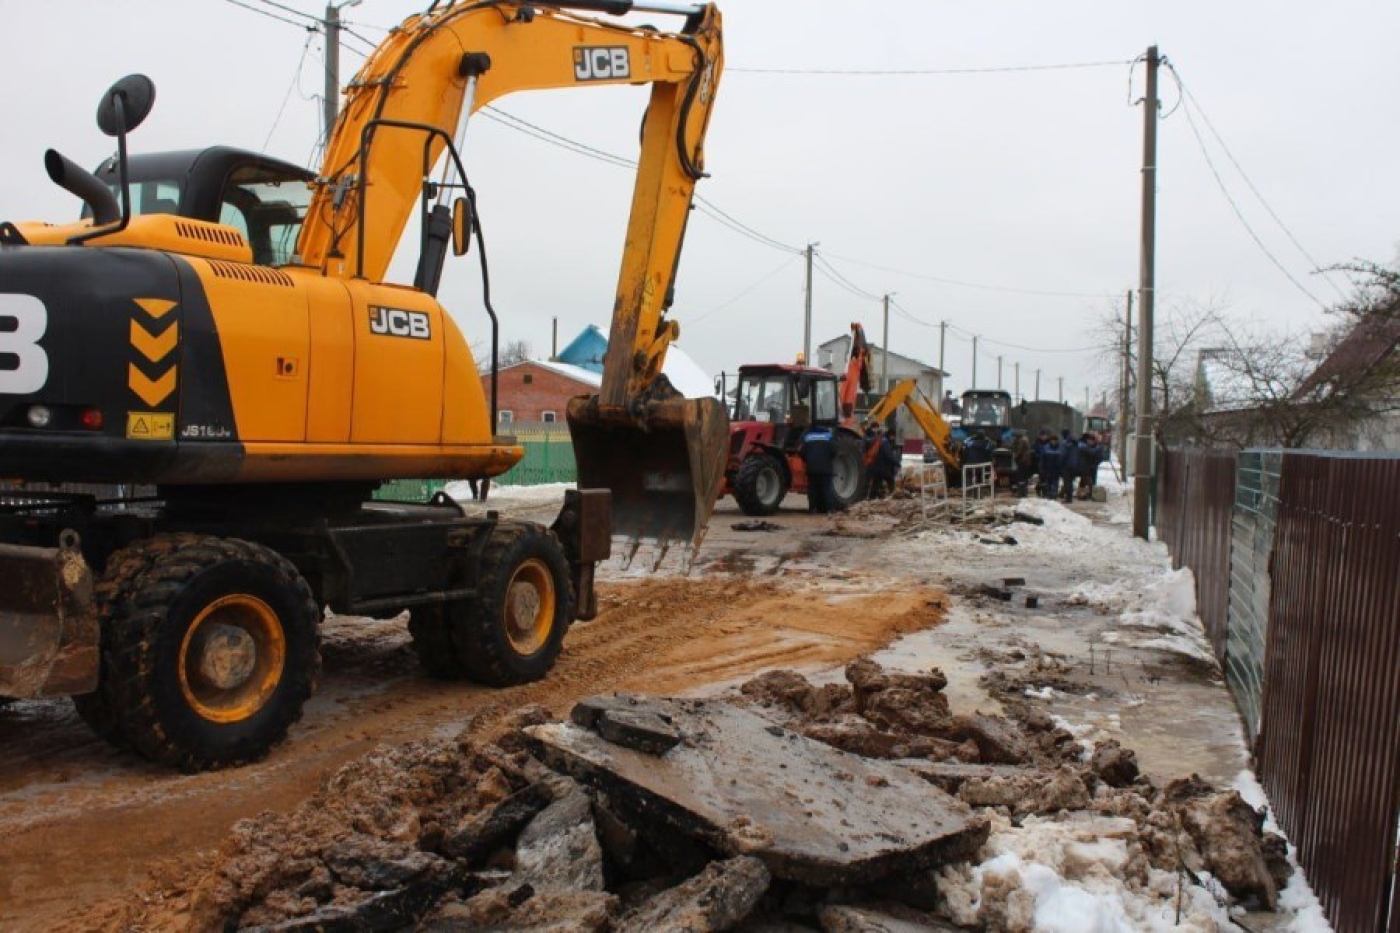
left=0, top=502, right=943, bottom=930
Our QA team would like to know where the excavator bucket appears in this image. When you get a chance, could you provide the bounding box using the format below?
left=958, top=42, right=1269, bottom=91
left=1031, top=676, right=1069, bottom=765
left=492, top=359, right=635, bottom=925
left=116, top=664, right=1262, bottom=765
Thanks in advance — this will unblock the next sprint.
left=0, top=538, right=99, bottom=698
left=567, top=393, right=729, bottom=555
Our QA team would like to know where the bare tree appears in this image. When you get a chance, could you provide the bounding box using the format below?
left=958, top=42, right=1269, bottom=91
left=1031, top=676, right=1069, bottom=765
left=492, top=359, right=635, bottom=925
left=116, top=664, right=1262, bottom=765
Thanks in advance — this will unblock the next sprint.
left=499, top=339, right=532, bottom=368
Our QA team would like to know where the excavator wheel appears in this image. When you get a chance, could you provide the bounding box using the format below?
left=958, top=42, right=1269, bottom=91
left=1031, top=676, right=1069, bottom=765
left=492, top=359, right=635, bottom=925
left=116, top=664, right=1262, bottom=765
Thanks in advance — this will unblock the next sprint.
left=832, top=433, right=872, bottom=509
left=73, top=533, right=203, bottom=750
left=733, top=453, right=788, bottom=516
left=88, top=536, right=320, bottom=771
left=452, top=525, right=573, bottom=687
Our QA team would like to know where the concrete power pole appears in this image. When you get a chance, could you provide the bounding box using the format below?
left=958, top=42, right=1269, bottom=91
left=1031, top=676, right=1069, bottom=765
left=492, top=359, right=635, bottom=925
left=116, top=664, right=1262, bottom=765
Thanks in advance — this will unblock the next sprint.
left=938, top=321, right=947, bottom=376
left=971, top=336, right=978, bottom=387
left=1015, top=362, right=1020, bottom=401
left=1035, top=369, right=1041, bottom=400
left=881, top=293, right=891, bottom=392
left=1132, top=46, right=1160, bottom=541
left=803, top=243, right=816, bottom=364
left=1058, top=376, right=1064, bottom=404
left=996, top=356, right=1003, bottom=390
left=321, top=1, right=362, bottom=148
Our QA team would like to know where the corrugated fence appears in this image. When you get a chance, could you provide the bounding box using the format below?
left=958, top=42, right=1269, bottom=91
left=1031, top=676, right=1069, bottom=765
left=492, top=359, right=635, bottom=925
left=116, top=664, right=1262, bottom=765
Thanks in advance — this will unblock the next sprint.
left=1159, top=448, right=1400, bottom=933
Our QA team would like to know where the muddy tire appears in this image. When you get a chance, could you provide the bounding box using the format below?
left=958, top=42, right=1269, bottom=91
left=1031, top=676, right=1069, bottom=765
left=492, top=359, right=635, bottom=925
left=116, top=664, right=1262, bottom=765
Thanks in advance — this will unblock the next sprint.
left=73, top=534, right=202, bottom=749
left=451, top=526, right=573, bottom=687
left=832, top=432, right=871, bottom=509
left=733, top=453, right=787, bottom=516
left=93, top=536, right=321, bottom=771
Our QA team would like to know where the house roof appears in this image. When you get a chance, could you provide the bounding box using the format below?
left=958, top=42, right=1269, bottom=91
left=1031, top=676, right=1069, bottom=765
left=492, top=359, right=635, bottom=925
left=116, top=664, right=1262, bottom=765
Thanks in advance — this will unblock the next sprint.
left=497, top=346, right=715, bottom=399
left=1293, top=314, right=1400, bottom=401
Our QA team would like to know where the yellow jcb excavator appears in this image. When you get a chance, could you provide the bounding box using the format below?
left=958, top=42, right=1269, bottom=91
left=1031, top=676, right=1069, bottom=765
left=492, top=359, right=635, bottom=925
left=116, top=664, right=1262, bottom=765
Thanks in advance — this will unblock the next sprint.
left=0, top=0, right=726, bottom=769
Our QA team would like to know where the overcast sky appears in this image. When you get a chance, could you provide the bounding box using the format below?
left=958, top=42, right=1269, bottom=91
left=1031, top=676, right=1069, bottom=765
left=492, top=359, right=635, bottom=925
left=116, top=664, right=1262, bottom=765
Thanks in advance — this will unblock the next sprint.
left=2, top=1, right=1396, bottom=410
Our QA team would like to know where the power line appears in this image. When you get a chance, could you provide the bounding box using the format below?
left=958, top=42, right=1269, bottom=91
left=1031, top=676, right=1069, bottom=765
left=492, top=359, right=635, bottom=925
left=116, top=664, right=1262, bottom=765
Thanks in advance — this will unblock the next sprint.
left=1165, top=65, right=1327, bottom=310
left=729, top=59, right=1133, bottom=76
left=694, top=195, right=800, bottom=254
left=1168, top=65, right=1348, bottom=303
left=221, top=0, right=315, bottom=31
left=263, top=30, right=317, bottom=150
left=253, top=0, right=320, bottom=24
left=819, top=249, right=1116, bottom=300
left=945, top=320, right=1086, bottom=355
left=690, top=255, right=802, bottom=326
left=812, top=252, right=882, bottom=302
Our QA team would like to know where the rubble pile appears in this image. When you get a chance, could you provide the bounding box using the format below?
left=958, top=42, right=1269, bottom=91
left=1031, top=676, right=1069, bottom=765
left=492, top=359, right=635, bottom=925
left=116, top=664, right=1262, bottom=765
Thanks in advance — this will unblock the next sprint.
left=144, top=658, right=1286, bottom=932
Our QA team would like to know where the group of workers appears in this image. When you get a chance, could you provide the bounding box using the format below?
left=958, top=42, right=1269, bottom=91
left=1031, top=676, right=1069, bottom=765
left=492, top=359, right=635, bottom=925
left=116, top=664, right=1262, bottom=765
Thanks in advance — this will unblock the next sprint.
left=798, top=420, right=1105, bottom=514
left=1011, top=428, right=1106, bottom=501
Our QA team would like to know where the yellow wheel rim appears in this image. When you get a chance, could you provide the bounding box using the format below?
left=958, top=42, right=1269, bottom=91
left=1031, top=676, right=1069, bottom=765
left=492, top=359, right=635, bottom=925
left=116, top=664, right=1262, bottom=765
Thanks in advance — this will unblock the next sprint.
left=504, top=558, right=556, bottom=656
left=177, top=594, right=286, bottom=723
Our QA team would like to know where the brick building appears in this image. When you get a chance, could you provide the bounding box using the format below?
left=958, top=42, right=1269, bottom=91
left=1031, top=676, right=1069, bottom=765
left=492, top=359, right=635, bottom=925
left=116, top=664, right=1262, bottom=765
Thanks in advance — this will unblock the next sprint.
left=483, top=360, right=599, bottom=426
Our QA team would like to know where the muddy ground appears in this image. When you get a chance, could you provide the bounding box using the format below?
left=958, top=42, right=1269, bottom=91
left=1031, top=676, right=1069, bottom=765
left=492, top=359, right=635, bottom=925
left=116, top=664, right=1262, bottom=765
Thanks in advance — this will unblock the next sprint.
left=0, top=488, right=1258, bottom=930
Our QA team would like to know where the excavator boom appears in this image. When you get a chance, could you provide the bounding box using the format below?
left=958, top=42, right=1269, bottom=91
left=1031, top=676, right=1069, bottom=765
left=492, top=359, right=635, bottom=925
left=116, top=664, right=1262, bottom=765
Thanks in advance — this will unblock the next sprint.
left=867, top=379, right=960, bottom=473
left=298, top=1, right=728, bottom=552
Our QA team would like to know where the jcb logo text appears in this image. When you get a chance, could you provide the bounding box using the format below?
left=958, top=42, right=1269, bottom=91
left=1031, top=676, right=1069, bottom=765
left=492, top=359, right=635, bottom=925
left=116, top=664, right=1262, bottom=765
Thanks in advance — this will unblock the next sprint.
left=574, top=46, right=630, bottom=81
left=369, top=306, right=431, bottom=340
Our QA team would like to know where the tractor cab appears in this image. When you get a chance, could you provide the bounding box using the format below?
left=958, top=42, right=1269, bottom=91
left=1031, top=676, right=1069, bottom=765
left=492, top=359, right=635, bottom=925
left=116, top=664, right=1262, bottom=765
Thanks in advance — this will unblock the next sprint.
left=954, top=390, right=1013, bottom=445
left=731, top=364, right=839, bottom=452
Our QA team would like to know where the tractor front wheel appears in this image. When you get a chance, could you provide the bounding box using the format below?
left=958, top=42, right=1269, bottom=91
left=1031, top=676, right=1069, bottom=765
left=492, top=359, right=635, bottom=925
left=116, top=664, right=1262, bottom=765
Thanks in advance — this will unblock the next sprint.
left=733, top=453, right=788, bottom=516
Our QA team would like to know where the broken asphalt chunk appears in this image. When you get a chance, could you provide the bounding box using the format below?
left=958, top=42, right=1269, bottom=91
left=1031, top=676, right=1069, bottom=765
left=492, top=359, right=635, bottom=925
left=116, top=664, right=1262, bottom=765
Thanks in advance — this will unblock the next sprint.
left=441, top=780, right=555, bottom=863
left=597, top=708, right=683, bottom=755
left=523, top=697, right=988, bottom=887
left=614, top=855, right=771, bottom=932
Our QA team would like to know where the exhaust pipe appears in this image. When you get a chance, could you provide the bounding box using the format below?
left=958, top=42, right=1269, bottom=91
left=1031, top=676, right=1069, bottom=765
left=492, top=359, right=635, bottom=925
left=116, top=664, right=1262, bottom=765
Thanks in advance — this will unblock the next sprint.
left=44, top=149, right=120, bottom=225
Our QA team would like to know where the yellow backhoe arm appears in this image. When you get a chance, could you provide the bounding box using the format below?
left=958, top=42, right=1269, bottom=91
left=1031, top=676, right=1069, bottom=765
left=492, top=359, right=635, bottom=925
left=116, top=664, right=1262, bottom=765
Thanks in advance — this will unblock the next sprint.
left=298, top=1, right=728, bottom=552
left=868, top=379, right=960, bottom=472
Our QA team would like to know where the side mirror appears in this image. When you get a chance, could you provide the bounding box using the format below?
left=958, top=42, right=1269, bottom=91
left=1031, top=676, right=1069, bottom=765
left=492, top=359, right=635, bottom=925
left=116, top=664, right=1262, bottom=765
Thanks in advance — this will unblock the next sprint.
left=96, top=74, right=156, bottom=137
left=451, top=196, right=473, bottom=256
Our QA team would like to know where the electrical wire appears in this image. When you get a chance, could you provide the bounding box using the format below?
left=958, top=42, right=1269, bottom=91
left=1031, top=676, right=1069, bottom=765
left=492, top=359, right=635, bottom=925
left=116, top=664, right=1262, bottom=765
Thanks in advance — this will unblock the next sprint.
left=730, top=60, right=1133, bottom=76
left=253, top=0, right=320, bottom=24
left=689, top=255, right=802, bottom=326
left=1168, top=65, right=1348, bottom=303
left=694, top=195, right=801, bottom=254
left=819, top=250, right=1117, bottom=300
left=1166, top=66, right=1327, bottom=310
left=812, top=252, right=882, bottom=302
left=945, top=320, right=1087, bottom=355
left=221, top=0, right=315, bottom=30
left=263, top=30, right=317, bottom=150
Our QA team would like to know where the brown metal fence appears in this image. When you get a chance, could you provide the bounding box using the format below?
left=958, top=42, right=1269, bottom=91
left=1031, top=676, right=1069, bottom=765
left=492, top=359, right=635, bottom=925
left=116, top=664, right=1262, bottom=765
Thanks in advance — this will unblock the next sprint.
left=1159, top=448, right=1400, bottom=933
left=1255, top=453, right=1400, bottom=933
left=1156, top=447, right=1236, bottom=662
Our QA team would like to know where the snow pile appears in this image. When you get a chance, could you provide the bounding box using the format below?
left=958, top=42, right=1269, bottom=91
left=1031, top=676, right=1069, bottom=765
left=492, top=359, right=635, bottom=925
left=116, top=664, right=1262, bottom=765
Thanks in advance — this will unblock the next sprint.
left=939, top=811, right=1238, bottom=932
left=1232, top=771, right=1333, bottom=932
left=1101, top=567, right=1217, bottom=665
left=445, top=480, right=575, bottom=504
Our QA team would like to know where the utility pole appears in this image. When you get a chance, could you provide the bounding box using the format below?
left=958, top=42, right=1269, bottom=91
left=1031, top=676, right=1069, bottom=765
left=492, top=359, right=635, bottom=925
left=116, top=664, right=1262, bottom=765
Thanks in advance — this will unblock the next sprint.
left=1132, top=46, right=1160, bottom=541
left=1084, top=386, right=1090, bottom=411
left=938, top=321, right=947, bottom=377
left=881, top=293, right=891, bottom=392
left=971, top=336, right=978, bottom=387
left=1035, top=369, right=1041, bottom=400
left=803, top=243, right=816, bottom=364
left=1058, top=376, right=1064, bottom=404
left=996, top=355, right=1003, bottom=390
left=321, top=1, right=362, bottom=148
left=1118, top=290, right=1133, bottom=476
left=1014, top=362, right=1020, bottom=402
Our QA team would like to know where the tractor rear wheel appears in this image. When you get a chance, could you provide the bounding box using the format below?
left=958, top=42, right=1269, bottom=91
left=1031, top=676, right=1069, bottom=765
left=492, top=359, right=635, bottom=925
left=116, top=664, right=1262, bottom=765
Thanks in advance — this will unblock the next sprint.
left=832, top=433, right=872, bottom=509
left=733, top=453, right=787, bottom=516
left=92, top=536, right=320, bottom=770
left=451, top=525, right=573, bottom=687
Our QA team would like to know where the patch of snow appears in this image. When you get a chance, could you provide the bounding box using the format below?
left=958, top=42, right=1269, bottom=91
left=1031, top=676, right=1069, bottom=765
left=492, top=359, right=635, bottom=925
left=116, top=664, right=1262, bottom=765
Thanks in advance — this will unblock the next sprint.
left=942, top=811, right=1242, bottom=932
left=1231, top=770, right=1334, bottom=933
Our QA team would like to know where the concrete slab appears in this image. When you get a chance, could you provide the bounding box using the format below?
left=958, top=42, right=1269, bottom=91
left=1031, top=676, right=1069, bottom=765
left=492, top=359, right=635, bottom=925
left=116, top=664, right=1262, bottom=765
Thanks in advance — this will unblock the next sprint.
left=524, top=697, right=988, bottom=887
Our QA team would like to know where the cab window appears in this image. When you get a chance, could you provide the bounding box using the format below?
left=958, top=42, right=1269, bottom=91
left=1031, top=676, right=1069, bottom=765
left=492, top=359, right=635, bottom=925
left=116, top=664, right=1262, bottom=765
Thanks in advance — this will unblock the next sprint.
left=218, top=166, right=312, bottom=267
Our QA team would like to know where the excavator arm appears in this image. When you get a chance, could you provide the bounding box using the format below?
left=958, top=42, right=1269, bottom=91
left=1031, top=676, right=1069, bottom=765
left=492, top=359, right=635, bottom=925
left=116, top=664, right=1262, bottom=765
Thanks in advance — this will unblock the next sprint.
left=867, top=379, right=960, bottom=473
left=839, top=323, right=873, bottom=427
left=298, top=1, right=728, bottom=552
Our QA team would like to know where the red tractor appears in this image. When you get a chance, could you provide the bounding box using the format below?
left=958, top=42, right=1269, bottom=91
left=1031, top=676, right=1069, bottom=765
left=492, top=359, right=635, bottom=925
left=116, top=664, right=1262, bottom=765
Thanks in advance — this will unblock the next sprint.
left=723, top=325, right=873, bottom=515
